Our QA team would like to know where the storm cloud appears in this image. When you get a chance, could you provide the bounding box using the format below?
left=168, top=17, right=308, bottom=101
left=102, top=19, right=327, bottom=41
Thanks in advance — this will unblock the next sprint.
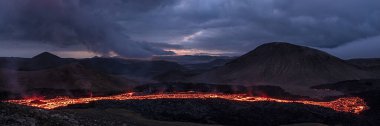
left=0, top=0, right=177, bottom=58
left=0, top=0, right=379, bottom=58
left=119, top=0, right=380, bottom=56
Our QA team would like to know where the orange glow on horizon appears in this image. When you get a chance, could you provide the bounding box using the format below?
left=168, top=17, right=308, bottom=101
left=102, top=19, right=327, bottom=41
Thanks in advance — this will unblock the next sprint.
left=164, top=49, right=235, bottom=56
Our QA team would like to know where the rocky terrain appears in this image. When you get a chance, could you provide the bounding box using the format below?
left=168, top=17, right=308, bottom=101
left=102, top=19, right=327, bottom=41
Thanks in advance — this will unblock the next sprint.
left=0, top=102, right=81, bottom=126
left=311, top=79, right=380, bottom=125
left=58, top=98, right=371, bottom=126
left=0, top=102, right=222, bottom=126
left=1, top=91, right=378, bottom=126
left=312, top=79, right=380, bottom=94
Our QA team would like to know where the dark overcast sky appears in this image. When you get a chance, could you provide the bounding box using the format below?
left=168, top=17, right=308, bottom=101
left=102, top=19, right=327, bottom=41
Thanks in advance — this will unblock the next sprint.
left=0, top=0, right=379, bottom=59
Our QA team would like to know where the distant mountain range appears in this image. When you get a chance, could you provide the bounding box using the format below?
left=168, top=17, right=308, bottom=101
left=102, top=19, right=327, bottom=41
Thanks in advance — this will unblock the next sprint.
left=152, top=55, right=234, bottom=64
left=0, top=42, right=379, bottom=98
left=348, top=58, right=380, bottom=75
left=0, top=52, right=185, bottom=96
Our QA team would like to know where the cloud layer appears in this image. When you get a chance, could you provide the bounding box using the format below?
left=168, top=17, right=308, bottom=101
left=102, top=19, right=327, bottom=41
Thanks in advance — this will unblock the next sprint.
left=0, top=0, right=379, bottom=58
left=0, top=0, right=176, bottom=58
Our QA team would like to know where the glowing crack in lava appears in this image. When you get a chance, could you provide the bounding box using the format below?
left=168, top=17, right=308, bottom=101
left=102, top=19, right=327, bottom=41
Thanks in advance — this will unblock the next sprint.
left=6, top=92, right=368, bottom=114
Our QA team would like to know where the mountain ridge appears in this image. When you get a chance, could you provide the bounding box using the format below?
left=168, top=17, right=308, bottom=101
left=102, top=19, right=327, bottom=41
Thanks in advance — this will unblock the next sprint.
left=190, top=42, right=376, bottom=86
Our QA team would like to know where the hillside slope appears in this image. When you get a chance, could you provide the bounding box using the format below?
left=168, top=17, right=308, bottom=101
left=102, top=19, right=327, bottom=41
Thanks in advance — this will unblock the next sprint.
left=191, top=42, right=375, bottom=86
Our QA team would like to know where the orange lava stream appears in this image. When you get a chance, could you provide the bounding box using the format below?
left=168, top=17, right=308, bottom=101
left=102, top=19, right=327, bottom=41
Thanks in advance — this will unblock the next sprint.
left=6, top=92, right=368, bottom=114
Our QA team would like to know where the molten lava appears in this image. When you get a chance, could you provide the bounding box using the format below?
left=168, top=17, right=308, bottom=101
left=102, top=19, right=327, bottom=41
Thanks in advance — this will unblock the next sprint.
left=6, top=92, right=367, bottom=114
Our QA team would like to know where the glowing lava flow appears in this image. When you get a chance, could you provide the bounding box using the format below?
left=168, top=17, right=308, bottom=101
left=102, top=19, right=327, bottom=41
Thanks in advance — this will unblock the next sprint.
left=6, top=92, right=368, bottom=114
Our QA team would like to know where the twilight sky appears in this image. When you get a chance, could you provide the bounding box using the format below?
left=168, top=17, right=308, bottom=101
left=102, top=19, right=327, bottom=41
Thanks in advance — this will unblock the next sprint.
left=0, top=0, right=379, bottom=59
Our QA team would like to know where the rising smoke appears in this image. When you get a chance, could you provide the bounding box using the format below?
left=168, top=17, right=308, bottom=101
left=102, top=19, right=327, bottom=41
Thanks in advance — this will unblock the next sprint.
left=0, top=0, right=175, bottom=58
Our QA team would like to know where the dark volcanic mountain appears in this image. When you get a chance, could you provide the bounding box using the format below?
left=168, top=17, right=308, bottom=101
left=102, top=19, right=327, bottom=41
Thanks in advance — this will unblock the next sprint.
left=32, top=52, right=61, bottom=60
left=19, top=52, right=75, bottom=71
left=190, top=42, right=375, bottom=86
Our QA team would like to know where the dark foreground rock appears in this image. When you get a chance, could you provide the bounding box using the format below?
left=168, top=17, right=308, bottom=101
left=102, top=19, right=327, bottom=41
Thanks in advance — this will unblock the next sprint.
left=0, top=102, right=220, bottom=126
left=0, top=102, right=79, bottom=126
left=60, top=99, right=372, bottom=126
